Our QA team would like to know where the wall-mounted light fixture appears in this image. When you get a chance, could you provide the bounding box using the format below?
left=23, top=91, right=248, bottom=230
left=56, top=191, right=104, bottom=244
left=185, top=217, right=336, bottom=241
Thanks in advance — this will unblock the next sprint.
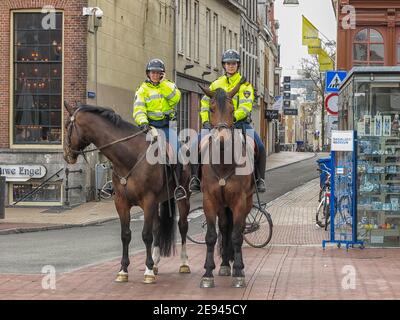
left=283, top=0, right=299, bottom=6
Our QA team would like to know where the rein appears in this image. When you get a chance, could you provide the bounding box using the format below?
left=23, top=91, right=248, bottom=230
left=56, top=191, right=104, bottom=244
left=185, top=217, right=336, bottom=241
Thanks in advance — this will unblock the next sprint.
left=208, top=127, right=236, bottom=187
left=66, top=106, right=148, bottom=186
left=66, top=107, right=146, bottom=155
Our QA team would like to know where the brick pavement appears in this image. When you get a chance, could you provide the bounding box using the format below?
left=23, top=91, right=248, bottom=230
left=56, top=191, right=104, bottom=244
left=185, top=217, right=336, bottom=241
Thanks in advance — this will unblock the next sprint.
left=2, top=177, right=400, bottom=300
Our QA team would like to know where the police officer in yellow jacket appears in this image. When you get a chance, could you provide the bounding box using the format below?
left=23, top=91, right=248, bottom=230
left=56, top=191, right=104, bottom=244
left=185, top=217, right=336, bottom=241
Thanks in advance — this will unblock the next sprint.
left=189, top=49, right=267, bottom=193
left=133, top=58, right=186, bottom=200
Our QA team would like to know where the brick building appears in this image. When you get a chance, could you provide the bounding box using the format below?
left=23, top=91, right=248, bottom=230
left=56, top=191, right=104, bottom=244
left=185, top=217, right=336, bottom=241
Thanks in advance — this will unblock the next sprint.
left=0, top=0, right=175, bottom=207
left=332, top=0, right=400, bottom=70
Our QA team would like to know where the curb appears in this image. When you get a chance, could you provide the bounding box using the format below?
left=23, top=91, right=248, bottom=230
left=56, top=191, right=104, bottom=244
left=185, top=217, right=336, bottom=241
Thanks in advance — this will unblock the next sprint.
left=0, top=217, right=119, bottom=236
left=1, top=153, right=318, bottom=236
left=266, top=152, right=317, bottom=172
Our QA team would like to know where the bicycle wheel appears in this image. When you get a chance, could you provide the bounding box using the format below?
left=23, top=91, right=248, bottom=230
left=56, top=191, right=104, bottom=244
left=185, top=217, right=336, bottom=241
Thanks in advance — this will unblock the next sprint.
left=100, top=181, right=114, bottom=199
left=316, top=197, right=327, bottom=228
left=243, top=205, right=273, bottom=248
left=338, top=195, right=352, bottom=227
left=324, top=200, right=330, bottom=231
left=187, top=207, right=207, bottom=244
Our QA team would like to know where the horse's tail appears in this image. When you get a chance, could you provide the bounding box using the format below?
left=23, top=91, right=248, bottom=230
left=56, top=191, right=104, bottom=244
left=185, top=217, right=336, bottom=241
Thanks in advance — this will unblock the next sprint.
left=218, top=207, right=234, bottom=262
left=159, top=199, right=176, bottom=257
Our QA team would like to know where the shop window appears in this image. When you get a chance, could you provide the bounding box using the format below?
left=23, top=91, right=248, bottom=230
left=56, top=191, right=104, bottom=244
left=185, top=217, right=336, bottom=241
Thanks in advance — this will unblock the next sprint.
left=353, top=28, right=384, bottom=66
left=12, top=12, right=63, bottom=145
left=11, top=183, right=62, bottom=205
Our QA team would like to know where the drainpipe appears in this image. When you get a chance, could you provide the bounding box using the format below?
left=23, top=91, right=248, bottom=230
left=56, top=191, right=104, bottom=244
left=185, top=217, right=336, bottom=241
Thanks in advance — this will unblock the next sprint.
left=173, top=0, right=178, bottom=82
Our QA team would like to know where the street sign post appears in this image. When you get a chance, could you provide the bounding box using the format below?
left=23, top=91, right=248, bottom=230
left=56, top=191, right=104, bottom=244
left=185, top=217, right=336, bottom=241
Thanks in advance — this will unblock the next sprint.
left=325, top=71, right=347, bottom=93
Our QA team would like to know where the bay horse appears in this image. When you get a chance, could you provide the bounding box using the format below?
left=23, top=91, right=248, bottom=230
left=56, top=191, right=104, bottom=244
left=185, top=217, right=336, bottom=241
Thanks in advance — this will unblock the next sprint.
left=63, top=102, right=191, bottom=284
left=198, top=80, right=255, bottom=288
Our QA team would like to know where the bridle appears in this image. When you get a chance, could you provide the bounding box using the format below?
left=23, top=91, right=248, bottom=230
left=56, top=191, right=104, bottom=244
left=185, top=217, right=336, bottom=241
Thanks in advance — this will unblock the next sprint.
left=65, top=106, right=148, bottom=186
left=65, top=107, right=146, bottom=157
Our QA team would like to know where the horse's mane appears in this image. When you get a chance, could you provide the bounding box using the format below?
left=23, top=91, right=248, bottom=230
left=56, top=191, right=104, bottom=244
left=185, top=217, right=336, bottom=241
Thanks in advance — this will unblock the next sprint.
left=78, top=104, right=136, bottom=131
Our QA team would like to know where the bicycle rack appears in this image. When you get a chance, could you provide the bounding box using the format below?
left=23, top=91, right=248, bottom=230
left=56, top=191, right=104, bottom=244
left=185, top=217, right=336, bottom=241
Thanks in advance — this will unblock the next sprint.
left=64, top=168, right=83, bottom=207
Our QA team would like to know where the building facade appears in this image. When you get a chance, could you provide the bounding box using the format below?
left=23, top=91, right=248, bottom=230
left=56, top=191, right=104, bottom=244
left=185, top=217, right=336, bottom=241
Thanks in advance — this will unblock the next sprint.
left=175, top=0, right=241, bottom=132
left=333, top=0, right=400, bottom=70
left=0, top=0, right=176, bottom=207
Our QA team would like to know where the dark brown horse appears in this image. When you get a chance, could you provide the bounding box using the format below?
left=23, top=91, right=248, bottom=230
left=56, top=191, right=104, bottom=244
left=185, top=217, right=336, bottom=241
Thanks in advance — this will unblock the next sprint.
left=198, top=81, right=255, bottom=288
left=63, top=102, right=191, bottom=284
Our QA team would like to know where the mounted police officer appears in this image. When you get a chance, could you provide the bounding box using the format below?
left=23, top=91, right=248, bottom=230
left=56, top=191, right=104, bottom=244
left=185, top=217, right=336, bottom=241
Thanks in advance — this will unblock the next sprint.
left=189, top=49, right=267, bottom=193
left=133, top=58, right=186, bottom=200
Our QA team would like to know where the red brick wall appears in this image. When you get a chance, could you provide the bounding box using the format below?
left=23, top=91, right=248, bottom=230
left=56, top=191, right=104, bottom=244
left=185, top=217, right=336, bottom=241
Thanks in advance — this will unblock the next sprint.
left=0, top=0, right=88, bottom=148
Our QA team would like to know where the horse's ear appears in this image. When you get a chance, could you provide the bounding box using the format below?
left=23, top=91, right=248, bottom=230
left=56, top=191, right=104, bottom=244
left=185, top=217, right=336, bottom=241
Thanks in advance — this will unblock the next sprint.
left=228, top=77, right=246, bottom=99
left=198, top=84, right=215, bottom=98
left=64, top=100, right=76, bottom=116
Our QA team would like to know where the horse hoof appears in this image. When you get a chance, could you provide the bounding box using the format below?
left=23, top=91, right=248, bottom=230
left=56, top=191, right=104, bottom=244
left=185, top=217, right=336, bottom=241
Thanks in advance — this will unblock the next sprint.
left=232, top=277, right=246, bottom=288
left=115, top=271, right=128, bottom=283
left=218, top=266, right=231, bottom=276
left=200, top=277, right=215, bottom=288
left=153, top=266, right=158, bottom=275
left=179, top=265, right=191, bottom=274
left=143, top=274, right=156, bottom=284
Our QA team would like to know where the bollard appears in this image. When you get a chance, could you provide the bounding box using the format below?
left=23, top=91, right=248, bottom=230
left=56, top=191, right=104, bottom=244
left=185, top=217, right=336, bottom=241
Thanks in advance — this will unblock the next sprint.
left=0, top=176, right=5, bottom=219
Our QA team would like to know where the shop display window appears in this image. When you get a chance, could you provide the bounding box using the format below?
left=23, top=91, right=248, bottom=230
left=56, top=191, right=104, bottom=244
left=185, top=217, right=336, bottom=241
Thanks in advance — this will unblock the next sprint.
left=12, top=12, right=63, bottom=145
left=339, top=69, right=400, bottom=246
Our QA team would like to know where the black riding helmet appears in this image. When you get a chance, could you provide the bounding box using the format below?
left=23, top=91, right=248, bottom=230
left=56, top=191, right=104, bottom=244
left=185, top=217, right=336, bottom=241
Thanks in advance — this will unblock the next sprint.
left=221, top=49, right=241, bottom=65
left=146, top=58, right=165, bottom=73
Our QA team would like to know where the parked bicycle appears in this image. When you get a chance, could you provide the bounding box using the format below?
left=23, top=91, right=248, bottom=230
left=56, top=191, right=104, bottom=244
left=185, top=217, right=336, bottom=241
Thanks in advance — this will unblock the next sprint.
left=187, top=202, right=273, bottom=248
left=316, top=163, right=331, bottom=230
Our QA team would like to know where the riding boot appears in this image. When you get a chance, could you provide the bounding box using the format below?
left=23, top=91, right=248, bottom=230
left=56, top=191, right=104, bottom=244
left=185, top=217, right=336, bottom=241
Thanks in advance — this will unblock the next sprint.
left=172, top=163, right=187, bottom=201
left=255, top=146, right=267, bottom=193
left=189, top=163, right=201, bottom=192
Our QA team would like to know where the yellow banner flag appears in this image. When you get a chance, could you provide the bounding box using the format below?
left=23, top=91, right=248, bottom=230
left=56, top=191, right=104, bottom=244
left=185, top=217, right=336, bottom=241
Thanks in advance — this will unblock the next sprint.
left=302, top=15, right=319, bottom=46
left=318, top=50, right=334, bottom=71
left=308, top=39, right=322, bottom=55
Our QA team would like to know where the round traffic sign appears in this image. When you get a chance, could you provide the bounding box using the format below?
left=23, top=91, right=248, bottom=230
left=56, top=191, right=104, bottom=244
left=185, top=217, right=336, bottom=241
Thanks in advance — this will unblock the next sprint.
left=325, top=93, right=339, bottom=116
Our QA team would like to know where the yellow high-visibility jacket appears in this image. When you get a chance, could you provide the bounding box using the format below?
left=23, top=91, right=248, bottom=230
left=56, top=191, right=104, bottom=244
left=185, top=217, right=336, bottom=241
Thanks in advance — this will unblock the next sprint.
left=200, top=72, right=254, bottom=124
left=133, top=79, right=181, bottom=125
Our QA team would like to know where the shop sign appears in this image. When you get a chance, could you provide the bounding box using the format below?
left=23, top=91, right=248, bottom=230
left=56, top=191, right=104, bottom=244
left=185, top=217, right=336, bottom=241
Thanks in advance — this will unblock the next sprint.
left=265, top=109, right=279, bottom=121
left=0, top=165, right=47, bottom=182
left=331, top=130, right=354, bottom=151
left=283, top=109, right=298, bottom=116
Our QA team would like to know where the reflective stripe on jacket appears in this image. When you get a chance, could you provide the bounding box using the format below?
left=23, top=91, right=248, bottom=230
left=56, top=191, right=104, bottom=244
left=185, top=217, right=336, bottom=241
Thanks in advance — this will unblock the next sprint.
left=133, top=79, right=181, bottom=125
left=200, top=72, right=254, bottom=124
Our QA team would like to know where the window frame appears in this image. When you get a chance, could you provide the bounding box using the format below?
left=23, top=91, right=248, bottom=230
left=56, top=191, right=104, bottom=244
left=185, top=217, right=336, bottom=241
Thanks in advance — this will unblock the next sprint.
left=8, top=181, right=63, bottom=206
left=10, top=9, right=64, bottom=150
left=353, top=27, right=385, bottom=66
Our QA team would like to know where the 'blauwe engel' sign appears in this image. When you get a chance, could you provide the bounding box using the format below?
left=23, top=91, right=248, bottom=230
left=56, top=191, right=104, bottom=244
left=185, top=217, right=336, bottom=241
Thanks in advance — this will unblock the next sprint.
left=0, top=165, right=47, bottom=182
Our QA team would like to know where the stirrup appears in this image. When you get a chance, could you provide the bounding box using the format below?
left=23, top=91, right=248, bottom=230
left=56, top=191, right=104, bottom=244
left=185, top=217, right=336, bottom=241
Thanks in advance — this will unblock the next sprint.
left=256, top=179, right=266, bottom=193
left=189, top=176, right=201, bottom=192
left=174, top=185, right=187, bottom=201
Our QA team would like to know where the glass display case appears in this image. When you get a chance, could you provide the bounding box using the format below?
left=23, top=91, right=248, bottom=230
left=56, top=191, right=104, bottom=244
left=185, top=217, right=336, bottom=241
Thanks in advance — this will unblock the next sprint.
left=338, top=67, right=400, bottom=246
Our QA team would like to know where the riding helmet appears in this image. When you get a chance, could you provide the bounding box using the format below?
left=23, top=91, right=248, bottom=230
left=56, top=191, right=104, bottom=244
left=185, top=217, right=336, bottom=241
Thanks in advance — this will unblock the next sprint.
left=221, top=49, right=241, bottom=65
left=146, top=59, right=165, bottom=73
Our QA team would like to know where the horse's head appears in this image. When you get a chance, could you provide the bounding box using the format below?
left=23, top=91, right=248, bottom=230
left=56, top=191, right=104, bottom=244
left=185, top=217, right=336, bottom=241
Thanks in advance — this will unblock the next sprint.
left=63, top=101, right=91, bottom=164
left=199, top=78, right=243, bottom=141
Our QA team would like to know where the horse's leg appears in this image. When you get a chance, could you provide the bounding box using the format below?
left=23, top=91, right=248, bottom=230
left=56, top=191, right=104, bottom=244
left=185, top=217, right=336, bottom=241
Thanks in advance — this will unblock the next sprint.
left=218, top=208, right=232, bottom=276
left=231, top=198, right=252, bottom=288
left=142, top=199, right=158, bottom=284
left=114, top=196, right=132, bottom=283
left=152, top=213, right=161, bottom=275
left=200, top=199, right=219, bottom=288
left=177, top=198, right=190, bottom=273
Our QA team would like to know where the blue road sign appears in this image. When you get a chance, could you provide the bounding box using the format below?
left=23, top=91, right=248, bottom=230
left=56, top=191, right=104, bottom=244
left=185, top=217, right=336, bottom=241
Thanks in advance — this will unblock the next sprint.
left=325, top=71, right=347, bottom=93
